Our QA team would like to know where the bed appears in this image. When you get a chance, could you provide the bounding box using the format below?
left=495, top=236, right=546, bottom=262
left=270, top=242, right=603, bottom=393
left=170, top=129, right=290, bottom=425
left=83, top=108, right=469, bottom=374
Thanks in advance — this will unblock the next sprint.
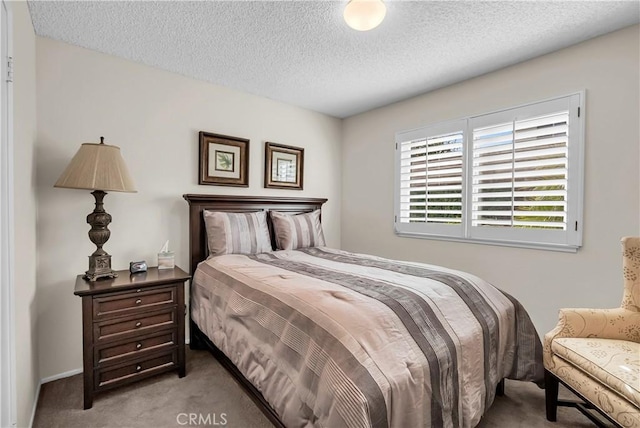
left=183, top=194, right=544, bottom=428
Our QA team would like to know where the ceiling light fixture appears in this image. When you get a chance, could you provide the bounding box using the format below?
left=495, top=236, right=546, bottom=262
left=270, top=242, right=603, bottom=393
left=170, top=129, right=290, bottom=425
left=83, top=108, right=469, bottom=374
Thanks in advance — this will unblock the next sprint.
left=344, top=0, right=386, bottom=31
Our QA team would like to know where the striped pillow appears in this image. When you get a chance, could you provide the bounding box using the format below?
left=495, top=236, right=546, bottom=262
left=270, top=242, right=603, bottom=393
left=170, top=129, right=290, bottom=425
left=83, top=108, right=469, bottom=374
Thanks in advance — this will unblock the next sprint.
left=203, top=210, right=273, bottom=257
left=270, top=210, right=326, bottom=250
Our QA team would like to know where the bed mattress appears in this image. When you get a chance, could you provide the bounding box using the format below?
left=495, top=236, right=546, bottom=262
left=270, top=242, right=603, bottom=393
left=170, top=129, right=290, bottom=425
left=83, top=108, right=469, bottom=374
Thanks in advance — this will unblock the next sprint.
left=191, top=247, right=543, bottom=428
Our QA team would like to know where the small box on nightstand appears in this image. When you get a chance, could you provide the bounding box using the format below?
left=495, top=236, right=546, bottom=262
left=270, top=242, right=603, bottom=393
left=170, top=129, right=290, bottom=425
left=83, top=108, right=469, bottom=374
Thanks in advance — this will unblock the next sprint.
left=158, top=252, right=175, bottom=269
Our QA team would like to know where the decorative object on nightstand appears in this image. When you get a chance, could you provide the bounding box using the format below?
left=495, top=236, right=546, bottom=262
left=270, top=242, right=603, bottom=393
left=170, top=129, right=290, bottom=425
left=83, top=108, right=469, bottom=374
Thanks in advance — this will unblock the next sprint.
left=55, top=137, right=137, bottom=281
left=129, top=261, right=147, bottom=274
left=74, top=266, right=190, bottom=409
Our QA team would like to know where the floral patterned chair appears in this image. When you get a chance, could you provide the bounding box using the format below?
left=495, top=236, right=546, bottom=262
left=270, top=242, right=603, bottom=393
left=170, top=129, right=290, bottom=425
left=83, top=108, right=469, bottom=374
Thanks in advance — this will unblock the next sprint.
left=544, top=236, right=640, bottom=428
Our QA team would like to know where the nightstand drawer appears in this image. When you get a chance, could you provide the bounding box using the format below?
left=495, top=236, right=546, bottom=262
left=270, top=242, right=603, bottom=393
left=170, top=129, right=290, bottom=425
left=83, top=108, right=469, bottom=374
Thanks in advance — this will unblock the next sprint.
left=95, top=309, right=176, bottom=343
left=93, top=286, right=176, bottom=319
left=95, top=330, right=177, bottom=367
left=96, top=350, right=177, bottom=390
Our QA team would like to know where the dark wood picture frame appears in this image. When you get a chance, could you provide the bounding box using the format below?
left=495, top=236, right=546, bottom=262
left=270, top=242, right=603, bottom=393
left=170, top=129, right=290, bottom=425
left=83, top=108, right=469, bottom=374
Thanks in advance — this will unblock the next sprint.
left=264, top=142, right=304, bottom=190
left=199, top=131, right=249, bottom=187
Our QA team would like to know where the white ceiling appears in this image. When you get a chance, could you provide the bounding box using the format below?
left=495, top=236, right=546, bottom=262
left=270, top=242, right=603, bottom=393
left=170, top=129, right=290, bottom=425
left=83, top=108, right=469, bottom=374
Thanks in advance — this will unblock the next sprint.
left=27, top=1, right=639, bottom=118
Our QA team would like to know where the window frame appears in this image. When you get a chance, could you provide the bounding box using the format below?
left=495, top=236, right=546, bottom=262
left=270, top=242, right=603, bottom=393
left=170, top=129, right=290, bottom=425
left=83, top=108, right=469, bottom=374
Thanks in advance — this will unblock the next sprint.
left=394, top=92, right=585, bottom=252
left=395, top=119, right=467, bottom=240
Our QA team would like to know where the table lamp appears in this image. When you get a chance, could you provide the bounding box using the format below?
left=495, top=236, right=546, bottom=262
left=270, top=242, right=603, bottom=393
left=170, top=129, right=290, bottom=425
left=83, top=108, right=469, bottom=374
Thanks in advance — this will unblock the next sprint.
left=54, top=137, right=136, bottom=281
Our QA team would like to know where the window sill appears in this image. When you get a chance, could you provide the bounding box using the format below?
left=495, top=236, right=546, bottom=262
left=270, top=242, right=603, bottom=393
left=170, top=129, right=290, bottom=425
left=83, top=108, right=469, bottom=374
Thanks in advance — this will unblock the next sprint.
left=395, top=231, right=580, bottom=253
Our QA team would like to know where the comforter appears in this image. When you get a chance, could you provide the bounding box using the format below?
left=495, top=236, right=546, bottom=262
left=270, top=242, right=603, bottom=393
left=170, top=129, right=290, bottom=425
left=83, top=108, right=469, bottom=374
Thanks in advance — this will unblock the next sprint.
left=191, top=247, right=543, bottom=428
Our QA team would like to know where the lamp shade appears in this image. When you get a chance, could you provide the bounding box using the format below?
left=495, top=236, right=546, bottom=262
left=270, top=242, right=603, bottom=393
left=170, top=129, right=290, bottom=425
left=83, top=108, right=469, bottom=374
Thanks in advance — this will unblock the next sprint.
left=344, top=0, right=386, bottom=31
left=54, top=141, right=137, bottom=193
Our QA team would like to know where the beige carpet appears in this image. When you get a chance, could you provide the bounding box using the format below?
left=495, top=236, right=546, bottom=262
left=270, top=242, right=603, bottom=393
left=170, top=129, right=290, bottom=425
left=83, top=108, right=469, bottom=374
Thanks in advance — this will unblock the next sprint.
left=33, top=348, right=608, bottom=428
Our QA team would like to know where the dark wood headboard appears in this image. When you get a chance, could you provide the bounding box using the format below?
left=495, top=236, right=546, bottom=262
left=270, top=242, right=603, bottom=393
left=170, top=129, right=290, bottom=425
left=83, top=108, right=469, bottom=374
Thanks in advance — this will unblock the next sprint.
left=182, top=194, right=328, bottom=275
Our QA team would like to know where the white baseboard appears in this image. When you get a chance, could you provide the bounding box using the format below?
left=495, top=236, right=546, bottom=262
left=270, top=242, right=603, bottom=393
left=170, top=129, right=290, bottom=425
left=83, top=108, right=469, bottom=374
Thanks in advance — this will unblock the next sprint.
left=28, top=382, right=41, bottom=428
left=28, top=368, right=82, bottom=427
left=40, top=367, right=82, bottom=384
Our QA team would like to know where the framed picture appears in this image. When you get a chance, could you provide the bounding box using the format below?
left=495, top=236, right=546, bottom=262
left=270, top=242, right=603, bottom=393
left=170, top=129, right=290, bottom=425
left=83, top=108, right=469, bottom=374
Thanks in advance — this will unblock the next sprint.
left=264, top=142, right=304, bottom=190
left=199, top=131, right=249, bottom=187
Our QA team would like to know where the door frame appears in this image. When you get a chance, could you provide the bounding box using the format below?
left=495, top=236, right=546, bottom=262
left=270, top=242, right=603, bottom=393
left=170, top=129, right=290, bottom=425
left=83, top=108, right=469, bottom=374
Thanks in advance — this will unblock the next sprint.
left=0, top=0, right=16, bottom=426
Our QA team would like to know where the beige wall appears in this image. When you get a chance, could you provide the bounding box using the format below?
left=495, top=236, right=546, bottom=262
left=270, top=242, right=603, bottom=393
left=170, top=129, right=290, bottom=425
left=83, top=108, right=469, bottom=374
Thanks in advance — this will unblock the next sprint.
left=35, top=38, right=342, bottom=379
left=342, top=25, right=640, bottom=336
left=11, top=1, right=38, bottom=426
left=30, top=17, right=640, bottom=382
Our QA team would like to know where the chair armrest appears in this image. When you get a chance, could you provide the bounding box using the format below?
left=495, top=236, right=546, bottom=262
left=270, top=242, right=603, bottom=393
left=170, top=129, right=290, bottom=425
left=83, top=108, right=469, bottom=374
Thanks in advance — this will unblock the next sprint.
left=543, top=308, right=640, bottom=368
left=546, top=308, right=640, bottom=341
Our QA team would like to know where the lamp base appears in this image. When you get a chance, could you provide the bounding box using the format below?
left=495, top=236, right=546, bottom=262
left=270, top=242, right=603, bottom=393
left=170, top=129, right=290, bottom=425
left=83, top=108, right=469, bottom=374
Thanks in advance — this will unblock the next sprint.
left=85, top=254, right=118, bottom=281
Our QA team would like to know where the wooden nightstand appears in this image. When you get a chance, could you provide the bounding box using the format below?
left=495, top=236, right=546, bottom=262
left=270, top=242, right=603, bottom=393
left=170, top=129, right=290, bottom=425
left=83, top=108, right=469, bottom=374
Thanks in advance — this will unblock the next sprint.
left=74, top=266, right=190, bottom=409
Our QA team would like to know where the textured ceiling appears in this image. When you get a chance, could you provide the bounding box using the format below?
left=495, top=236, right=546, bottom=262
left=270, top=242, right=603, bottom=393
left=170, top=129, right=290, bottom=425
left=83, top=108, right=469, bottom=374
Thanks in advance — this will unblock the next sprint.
left=28, top=1, right=639, bottom=118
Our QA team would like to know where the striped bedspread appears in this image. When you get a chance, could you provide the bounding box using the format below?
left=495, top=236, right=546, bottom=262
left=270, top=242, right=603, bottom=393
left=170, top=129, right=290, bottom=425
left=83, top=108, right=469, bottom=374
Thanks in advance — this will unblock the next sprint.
left=191, top=247, right=543, bottom=428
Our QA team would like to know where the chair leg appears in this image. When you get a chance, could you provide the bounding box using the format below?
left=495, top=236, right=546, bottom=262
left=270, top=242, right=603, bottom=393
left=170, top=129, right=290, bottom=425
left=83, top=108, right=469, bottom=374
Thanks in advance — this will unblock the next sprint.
left=545, top=369, right=559, bottom=422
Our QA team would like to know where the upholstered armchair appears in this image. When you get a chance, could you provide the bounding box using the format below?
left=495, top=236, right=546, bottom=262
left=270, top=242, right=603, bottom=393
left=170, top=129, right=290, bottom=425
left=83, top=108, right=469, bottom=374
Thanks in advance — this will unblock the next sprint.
left=544, top=237, right=640, bottom=427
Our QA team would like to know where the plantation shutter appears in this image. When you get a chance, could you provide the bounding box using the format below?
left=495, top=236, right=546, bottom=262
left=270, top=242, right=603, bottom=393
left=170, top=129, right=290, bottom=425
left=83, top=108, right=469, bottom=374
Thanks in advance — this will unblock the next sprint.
left=395, top=92, right=583, bottom=250
left=398, top=138, right=428, bottom=223
left=396, top=121, right=465, bottom=237
left=471, top=111, right=569, bottom=229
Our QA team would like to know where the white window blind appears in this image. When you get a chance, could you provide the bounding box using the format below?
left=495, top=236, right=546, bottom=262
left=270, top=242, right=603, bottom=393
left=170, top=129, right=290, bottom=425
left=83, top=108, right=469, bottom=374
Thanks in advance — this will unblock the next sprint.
left=396, top=121, right=465, bottom=238
left=394, top=93, right=584, bottom=251
left=399, top=131, right=463, bottom=224
left=471, top=112, right=569, bottom=229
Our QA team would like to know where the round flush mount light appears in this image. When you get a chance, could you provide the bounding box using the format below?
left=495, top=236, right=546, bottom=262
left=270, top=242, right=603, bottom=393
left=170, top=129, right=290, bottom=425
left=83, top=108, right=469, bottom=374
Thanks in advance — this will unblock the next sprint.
left=344, top=0, right=387, bottom=31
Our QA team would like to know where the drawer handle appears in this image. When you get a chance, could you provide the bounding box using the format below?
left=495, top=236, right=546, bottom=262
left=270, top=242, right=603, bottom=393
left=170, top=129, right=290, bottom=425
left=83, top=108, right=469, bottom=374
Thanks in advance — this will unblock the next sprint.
left=135, top=321, right=142, bottom=328
left=135, top=299, right=142, bottom=305
left=136, top=365, right=142, bottom=372
left=136, top=289, right=142, bottom=293
left=136, top=343, right=142, bottom=350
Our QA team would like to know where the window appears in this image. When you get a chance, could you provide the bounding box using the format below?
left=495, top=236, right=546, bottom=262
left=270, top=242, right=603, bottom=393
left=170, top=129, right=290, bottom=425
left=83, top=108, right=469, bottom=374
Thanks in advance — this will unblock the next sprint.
left=394, top=93, right=584, bottom=252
